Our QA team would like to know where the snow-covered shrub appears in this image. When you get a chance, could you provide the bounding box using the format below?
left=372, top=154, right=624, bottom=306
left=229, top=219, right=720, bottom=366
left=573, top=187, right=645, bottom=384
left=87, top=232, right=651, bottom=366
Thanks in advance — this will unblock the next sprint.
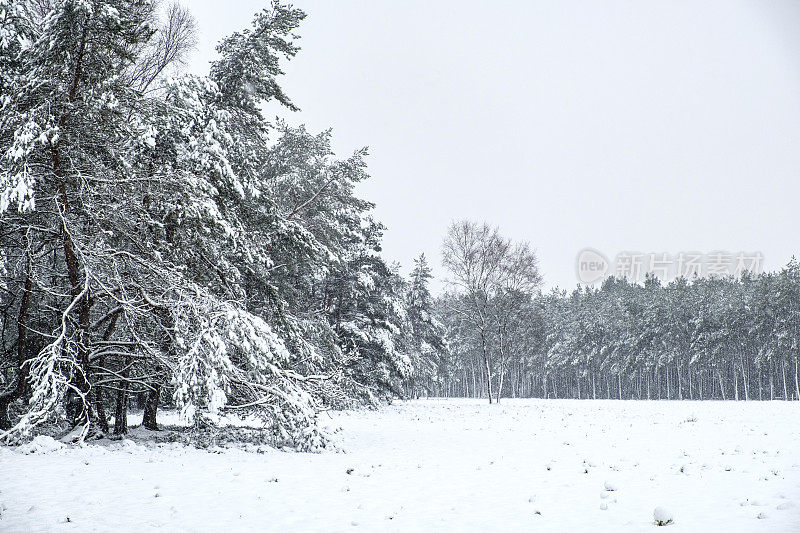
left=17, top=435, right=65, bottom=455
left=653, top=507, right=674, bottom=526
left=172, top=296, right=328, bottom=451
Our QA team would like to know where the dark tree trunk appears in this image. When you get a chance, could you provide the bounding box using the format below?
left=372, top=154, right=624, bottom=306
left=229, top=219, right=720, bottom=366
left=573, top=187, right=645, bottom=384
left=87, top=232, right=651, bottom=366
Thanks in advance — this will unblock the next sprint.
left=51, top=18, right=93, bottom=429
left=114, top=359, right=130, bottom=435
left=0, top=272, right=33, bottom=430
left=114, top=386, right=128, bottom=435
left=0, top=398, right=11, bottom=431
left=95, top=387, right=109, bottom=434
left=93, top=313, right=120, bottom=435
left=142, top=384, right=161, bottom=430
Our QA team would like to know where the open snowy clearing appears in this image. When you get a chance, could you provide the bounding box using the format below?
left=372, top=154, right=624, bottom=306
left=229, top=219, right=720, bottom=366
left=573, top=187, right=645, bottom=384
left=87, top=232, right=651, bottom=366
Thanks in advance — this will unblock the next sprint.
left=1, top=399, right=799, bottom=532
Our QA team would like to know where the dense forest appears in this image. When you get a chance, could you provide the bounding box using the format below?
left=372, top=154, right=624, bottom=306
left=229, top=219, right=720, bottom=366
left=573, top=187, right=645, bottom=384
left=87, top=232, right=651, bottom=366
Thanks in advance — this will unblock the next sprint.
left=0, top=1, right=797, bottom=453
left=435, top=223, right=800, bottom=403
left=0, top=1, right=448, bottom=449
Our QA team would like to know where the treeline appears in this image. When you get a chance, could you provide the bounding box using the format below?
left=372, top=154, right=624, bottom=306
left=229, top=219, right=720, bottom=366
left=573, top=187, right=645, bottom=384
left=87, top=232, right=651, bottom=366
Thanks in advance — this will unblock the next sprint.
left=0, top=1, right=445, bottom=448
left=437, top=252, right=800, bottom=402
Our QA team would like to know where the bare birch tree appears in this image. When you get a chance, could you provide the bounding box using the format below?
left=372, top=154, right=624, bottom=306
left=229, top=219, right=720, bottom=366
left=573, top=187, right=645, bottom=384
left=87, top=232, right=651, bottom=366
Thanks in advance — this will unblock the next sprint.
left=442, top=220, right=542, bottom=403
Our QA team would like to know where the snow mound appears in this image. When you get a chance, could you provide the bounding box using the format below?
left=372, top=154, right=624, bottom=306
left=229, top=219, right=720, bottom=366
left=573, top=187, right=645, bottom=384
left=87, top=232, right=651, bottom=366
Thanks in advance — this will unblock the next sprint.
left=111, top=439, right=143, bottom=453
left=653, top=506, right=674, bottom=526
left=17, top=436, right=65, bottom=455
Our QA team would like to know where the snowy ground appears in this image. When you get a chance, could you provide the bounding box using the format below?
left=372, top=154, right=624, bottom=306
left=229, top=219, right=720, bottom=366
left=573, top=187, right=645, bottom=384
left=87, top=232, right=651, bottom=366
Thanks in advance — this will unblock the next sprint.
left=1, top=399, right=799, bottom=532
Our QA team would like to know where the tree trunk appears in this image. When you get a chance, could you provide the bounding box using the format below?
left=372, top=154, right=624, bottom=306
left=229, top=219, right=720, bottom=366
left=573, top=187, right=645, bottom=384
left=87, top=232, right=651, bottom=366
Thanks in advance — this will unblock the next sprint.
left=495, top=363, right=505, bottom=404
left=699, top=370, right=704, bottom=400
left=483, top=354, right=493, bottom=404
left=471, top=360, right=477, bottom=398
left=114, top=386, right=128, bottom=435
left=53, top=20, right=93, bottom=430
left=142, top=385, right=161, bottom=430
left=782, top=360, right=788, bottom=401
left=770, top=365, right=774, bottom=400
left=55, top=161, right=93, bottom=427
left=93, top=312, right=120, bottom=434
left=0, top=272, right=32, bottom=430
left=495, top=326, right=506, bottom=404
left=0, top=398, right=11, bottom=431
left=95, top=388, right=109, bottom=434
left=741, top=359, right=749, bottom=401
left=114, top=358, right=130, bottom=435
left=636, top=370, right=642, bottom=400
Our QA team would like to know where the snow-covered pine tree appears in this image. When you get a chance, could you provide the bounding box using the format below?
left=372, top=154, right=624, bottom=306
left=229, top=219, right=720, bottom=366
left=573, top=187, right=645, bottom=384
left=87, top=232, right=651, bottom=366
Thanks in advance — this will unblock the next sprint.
left=773, top=258, right=800, bottom=400
left=0, top=0, right=177, bottom=434
left=404, top=254, right=447, bottom=397
left=0, top=1, right=347, bottom=448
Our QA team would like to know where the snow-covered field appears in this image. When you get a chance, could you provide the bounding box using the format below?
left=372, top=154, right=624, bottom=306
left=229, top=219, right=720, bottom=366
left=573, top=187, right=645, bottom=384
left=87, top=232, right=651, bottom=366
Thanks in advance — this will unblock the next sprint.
left=1, top=399, right=799, bottom=532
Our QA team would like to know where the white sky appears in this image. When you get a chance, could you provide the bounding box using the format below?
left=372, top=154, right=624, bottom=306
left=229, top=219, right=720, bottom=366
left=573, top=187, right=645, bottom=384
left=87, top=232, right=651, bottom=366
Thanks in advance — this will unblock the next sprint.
left=183, top=0, right=800, bottom=291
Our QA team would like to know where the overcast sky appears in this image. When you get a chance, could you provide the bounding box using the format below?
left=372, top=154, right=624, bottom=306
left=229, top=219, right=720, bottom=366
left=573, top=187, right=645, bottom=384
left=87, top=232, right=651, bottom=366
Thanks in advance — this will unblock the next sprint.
left=183, top=0, right=800, bottom=291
